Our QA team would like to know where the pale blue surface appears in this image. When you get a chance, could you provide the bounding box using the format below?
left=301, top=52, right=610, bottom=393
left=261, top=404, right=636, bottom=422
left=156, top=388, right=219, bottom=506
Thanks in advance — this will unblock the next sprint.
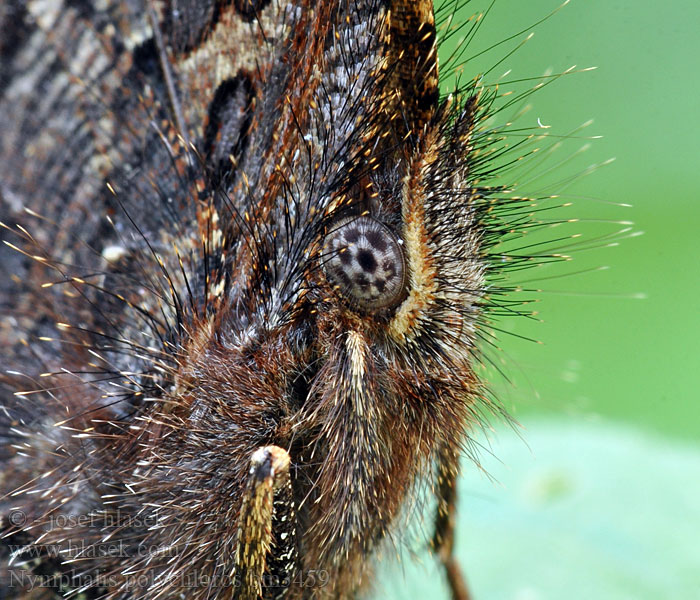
left=378, top=418, right=700, bottom=599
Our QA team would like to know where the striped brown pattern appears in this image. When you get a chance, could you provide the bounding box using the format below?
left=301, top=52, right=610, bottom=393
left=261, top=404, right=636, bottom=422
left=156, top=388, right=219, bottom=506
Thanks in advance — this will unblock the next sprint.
left=0, top=1, right=490, bottom=598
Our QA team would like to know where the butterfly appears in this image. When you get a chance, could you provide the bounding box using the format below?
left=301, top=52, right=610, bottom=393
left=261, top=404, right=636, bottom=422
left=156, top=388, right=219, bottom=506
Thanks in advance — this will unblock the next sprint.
left=0, top=1, right=550, bottom=598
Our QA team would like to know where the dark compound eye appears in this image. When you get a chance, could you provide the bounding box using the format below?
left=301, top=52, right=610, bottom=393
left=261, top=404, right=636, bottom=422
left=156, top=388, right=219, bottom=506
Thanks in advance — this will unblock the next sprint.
left=322, top=216, right=407, bottom=310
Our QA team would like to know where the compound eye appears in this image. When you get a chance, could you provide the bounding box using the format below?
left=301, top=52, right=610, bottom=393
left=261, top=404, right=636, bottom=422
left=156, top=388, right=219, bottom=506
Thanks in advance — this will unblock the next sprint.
left=322, top=216, right=406, bottom=310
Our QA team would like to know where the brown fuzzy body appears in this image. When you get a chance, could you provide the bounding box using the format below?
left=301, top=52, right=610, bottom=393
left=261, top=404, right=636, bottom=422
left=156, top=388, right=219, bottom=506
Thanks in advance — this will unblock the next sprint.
left=0, top=1, right=513, bottom=598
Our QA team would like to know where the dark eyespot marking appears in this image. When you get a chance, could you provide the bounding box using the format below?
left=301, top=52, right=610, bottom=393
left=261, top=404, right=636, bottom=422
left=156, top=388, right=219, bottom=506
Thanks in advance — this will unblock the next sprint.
left=354, top=274, right=370, bottom=288
left=333, top=267, right=352, bottom=286
left=344, top=229, right=360, bottom=244
left=322, top=216, right=406, bottom=310
left=363, top=229, right=387, bottom=253
left=357, top=250, right=377, bottom=274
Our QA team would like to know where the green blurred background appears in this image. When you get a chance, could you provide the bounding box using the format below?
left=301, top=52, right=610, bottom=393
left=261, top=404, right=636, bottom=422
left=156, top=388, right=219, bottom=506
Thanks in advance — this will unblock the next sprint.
left=381, top=1, right=699, bottom=598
